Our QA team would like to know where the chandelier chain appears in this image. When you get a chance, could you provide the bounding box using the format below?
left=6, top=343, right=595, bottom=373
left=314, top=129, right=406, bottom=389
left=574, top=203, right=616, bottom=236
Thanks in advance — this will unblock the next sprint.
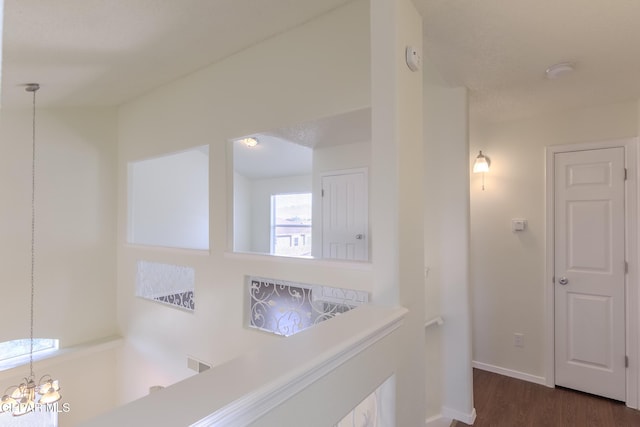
left=29, top=85, right=38, bottom=380
left=0, top=84, right=61, bottom=416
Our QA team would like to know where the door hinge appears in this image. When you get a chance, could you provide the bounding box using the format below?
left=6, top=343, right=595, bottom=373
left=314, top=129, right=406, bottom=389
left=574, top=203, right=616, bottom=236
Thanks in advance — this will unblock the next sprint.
left=626, top=355, right=629, bottom=368
left=625, top=261, right=629, bottom=274
left=321, top=189, right=324, bottom=197
left=552, top=276, right=555, bottom=284
left=624, top=168, right=628, bottom=181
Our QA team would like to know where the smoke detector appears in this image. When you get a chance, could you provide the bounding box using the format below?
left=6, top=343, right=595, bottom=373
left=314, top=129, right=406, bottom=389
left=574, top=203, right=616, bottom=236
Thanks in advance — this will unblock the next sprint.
left=545, top=62, right=574, bottom=79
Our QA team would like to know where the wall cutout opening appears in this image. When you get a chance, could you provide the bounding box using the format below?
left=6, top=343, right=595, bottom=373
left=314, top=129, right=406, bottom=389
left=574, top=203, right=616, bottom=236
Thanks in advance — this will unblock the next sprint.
left=136, top=261, right=195, bottom=311
left=231, top=108, right=372, bottom=261
left=247, top=276, right=368, bottom=337
left=128, top=145, right=209, bottom=250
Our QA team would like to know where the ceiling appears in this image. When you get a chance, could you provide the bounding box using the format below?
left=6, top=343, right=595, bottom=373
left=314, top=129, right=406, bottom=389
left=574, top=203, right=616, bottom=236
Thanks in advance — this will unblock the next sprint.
left=234, top=108, right=371, bottom=179
left=415, top=0, right=640, bottom=123
left=0, top=0, right=352, bottom=108
left=233, top=135, right=313, bottom=180
left=3, top=0, right=640, bottom=123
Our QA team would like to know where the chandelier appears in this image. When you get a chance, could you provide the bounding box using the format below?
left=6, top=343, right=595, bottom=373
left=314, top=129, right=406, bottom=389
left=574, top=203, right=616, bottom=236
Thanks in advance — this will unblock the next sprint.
left=0, top=84, right=61, bottom=416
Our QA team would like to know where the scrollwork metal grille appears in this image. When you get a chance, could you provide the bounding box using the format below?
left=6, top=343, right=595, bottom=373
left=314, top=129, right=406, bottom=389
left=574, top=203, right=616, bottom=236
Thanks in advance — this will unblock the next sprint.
left=247, top=276, right=368, bottom=337
left=136, top=261, right=195, bottom=311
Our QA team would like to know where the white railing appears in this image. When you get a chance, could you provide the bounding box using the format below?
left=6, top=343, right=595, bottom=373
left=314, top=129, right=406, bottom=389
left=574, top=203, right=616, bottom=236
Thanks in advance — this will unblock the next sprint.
left=79, top=305, right=407, bottom=427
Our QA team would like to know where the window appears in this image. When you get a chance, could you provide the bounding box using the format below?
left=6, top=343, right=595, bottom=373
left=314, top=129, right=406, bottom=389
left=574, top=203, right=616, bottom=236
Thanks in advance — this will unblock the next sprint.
left=270, top=193, right=312, bottom=257
left=0, top=410, right=57, bottom=427
left=0, top=339, right=58, bottom=366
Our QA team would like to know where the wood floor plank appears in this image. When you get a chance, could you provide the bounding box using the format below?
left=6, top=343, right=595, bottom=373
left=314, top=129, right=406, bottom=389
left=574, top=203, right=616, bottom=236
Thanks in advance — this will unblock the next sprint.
left=450, top=369, right=640, bottom=427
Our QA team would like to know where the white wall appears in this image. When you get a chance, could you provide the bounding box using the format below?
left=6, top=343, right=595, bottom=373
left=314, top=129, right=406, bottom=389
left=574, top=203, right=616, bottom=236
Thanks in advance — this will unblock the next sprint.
left=0, top=108, right=118, bottom=348
left=0, top=107, right=118, bottom=426
left=116, top=0, right=372, bottom=402
left=233, top=172, right=252, bottom=252
left=470, top=100, right=639, bottom=380
left=128, top=147, right=209, bottom=250
left=371, top=0, right=426, bottom=424
left=313, top=142, right=371, bottom=174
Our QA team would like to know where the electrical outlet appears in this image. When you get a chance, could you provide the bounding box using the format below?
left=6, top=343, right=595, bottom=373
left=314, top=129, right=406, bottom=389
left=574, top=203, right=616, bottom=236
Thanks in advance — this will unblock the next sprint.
left=514, top=333, right=524, bottom=347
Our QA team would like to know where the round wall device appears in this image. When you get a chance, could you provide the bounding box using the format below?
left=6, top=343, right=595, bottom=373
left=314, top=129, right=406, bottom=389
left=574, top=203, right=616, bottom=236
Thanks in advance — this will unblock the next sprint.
left=406, top=46, right=422, bottom=72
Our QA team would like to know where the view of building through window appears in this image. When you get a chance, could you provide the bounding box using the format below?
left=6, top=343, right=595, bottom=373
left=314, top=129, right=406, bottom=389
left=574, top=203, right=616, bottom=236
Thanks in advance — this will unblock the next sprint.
left=271, top=193, right=312, bottom=257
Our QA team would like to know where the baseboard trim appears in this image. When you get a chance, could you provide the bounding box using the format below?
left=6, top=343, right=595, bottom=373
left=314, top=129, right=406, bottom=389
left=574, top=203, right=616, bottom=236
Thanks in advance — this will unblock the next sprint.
left=473, top=360, right=546, bottom=386
left=425, top=414, right=452, bottom=427
left=441, top=406, right=476, bottom=425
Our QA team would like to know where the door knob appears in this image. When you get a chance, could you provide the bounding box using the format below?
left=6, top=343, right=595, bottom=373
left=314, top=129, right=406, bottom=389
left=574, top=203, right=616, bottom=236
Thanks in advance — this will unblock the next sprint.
left=355, top=234, right=364, bottom=240
left=558, top=277, right=569, bottom=285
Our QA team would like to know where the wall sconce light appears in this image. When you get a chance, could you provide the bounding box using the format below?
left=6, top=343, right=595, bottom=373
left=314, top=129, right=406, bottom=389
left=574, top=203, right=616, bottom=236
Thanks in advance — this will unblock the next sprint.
left=473, top=150, right=490, bottom=190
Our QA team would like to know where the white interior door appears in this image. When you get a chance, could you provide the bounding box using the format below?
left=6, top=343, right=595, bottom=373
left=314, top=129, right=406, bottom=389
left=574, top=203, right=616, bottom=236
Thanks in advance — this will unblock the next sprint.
left=554, top=147, right=626, bottom=401
left=321, top=170, right=368, bottom=261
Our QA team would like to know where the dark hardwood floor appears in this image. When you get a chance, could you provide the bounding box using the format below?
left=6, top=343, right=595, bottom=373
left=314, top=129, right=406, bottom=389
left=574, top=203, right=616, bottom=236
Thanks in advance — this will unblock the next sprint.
left=452, top=368, right=640, bottom=427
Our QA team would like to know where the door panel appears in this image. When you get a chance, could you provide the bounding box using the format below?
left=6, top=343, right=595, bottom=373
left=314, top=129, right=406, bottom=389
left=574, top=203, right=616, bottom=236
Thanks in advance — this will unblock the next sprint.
left=321, top=170, right=367, bottom=261
left=566, top=293, right=612, bottom=369
left=554, top=147, right=625, bottom=401
left=567, top=200, right=611, bottom=272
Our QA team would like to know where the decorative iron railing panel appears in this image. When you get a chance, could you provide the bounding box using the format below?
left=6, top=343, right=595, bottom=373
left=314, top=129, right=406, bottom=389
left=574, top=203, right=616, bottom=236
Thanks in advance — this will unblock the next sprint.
left=247, top=276, right=368, bottom=336
left=136, top=261, right=195, bottom=311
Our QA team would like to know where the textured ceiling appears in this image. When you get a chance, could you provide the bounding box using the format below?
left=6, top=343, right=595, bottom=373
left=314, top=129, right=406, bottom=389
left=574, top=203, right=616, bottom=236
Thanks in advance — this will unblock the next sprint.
left=4, top=1, right=639, bottom=123
left=415, top=0, right=640, bottom=123
left=265, top=108, right=371, bottom=149
left=234, top=108, right=370, bottom=179
left=0, top=0, right=352, bottom=107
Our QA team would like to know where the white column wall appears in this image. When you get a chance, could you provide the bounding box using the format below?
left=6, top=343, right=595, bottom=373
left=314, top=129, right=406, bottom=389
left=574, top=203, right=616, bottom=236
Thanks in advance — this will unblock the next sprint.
left=423, top=58, right=475, bottom=421
left=371, top=0, right=426, bottom=424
